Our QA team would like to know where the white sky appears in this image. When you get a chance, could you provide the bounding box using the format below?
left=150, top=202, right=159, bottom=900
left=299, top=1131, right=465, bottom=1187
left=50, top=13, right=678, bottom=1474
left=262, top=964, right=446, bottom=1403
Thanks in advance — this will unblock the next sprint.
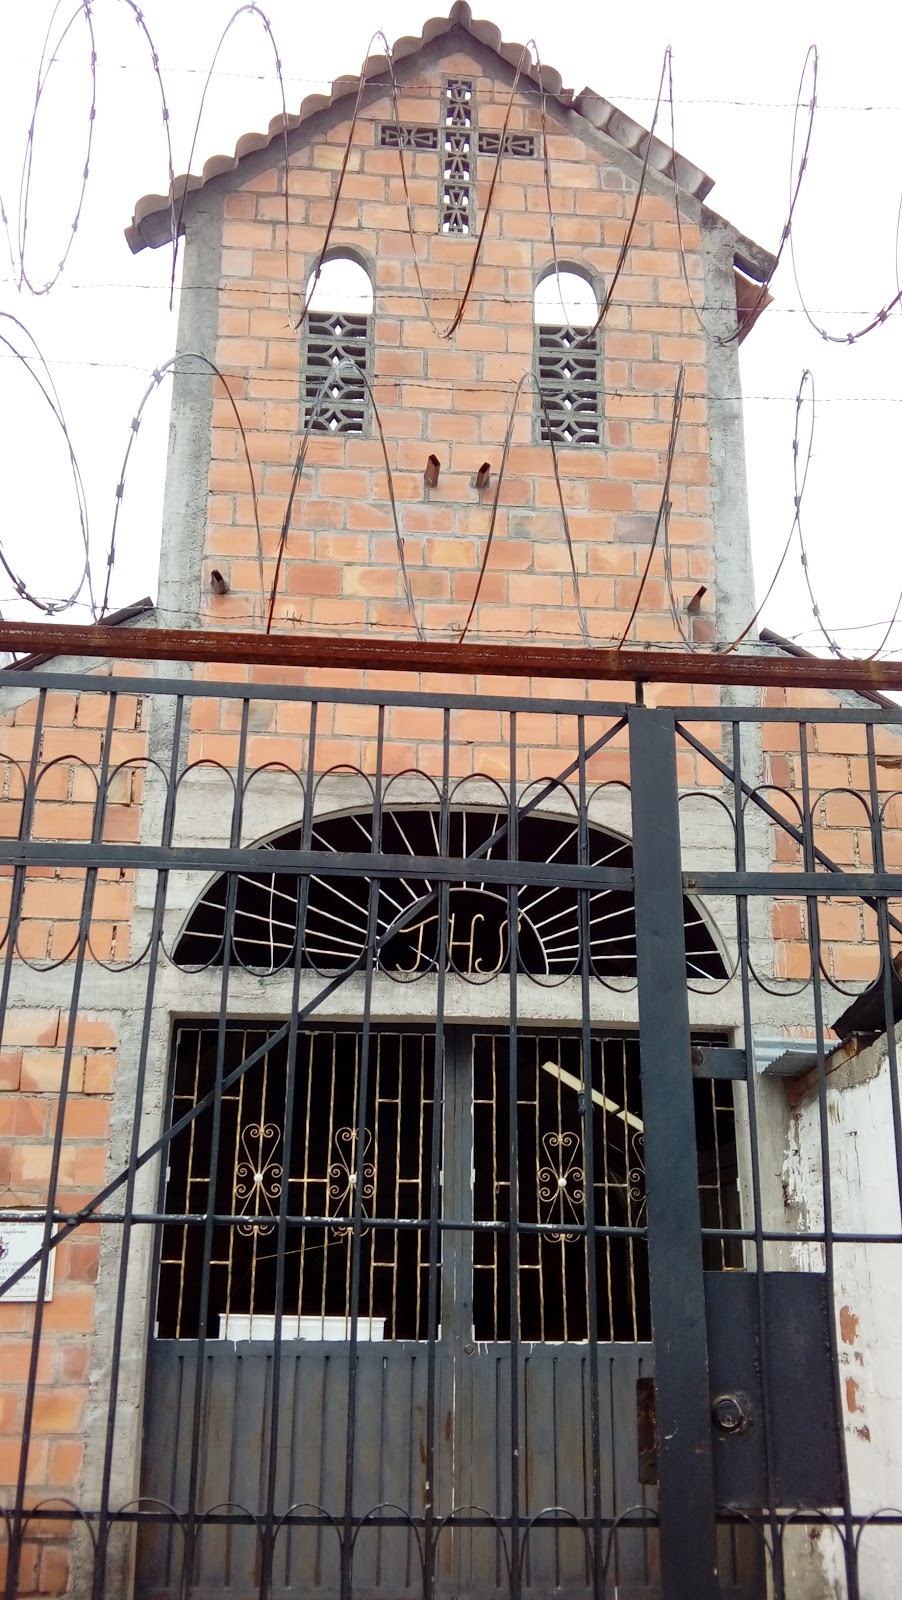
left=1, top=0, right=901, bottom=654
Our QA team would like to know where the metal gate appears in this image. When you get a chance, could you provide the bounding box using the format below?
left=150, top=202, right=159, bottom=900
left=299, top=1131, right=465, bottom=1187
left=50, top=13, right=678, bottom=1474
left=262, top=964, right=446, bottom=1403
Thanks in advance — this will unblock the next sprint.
left=138, top=1018, right=756, bottom=1599
left=130, top=710, right=836, bottom=1598
left=3, top=673, right=898, bottom=1600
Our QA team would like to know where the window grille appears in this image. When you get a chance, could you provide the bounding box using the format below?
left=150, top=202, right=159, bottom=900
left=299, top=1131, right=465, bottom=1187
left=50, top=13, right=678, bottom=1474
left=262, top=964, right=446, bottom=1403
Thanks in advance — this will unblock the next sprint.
left=537, top=321, right=602, bottom=445
left=157, top=1027, right=437, bottom=1341
left=442, top=77, right=473, bottom=234
left=173, top=806, right=727, bottom=981
left=304, top=310, right=368, bottom=434
left=155, top=1025, right=739, bottom=1346
left=472, top=1034, right=741, bottom=1343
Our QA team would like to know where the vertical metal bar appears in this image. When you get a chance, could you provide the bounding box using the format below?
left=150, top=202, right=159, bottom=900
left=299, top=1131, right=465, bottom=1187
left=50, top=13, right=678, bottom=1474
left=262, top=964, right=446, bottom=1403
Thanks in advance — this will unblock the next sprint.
left=259, top=700, right=319, bottom=1599
left=7, top=689, right=118, bottom=1600
left=730, top=720, right=783, bottom=1596
left=628, top=707, right=718, bottom=1600
left=798, top=722, right=858, bottom=1600
left=507, top=712, right=521, bottom=1600
left=423, top=707, right=451, bottom=1600
left=1, top=688, right=46, bottom=1600
left=340, top=703, right=385, bottom=1600
left=865, top=723, right=902, bottom=1214
left=576, top=715, right=606, bottom=1598
left=92, top=693, right=186, bottom=1600
left=180, top=696, right=251, bottom=1600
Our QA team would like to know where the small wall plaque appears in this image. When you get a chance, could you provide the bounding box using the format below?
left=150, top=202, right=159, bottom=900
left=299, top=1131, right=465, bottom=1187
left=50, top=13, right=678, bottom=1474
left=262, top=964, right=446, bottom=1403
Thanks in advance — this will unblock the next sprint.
left=0, top=1214, right=55, bottom=1303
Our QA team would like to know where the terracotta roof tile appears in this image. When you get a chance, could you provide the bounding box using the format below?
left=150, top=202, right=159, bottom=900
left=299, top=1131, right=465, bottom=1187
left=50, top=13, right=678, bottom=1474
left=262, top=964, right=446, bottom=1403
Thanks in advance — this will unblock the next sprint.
left=126, top=1, right=716, bottom=253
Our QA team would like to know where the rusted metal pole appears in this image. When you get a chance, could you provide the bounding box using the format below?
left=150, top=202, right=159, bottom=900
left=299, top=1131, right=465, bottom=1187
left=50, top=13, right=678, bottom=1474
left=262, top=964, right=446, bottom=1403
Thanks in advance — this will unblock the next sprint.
left=2, top=619, right=902, bottom=693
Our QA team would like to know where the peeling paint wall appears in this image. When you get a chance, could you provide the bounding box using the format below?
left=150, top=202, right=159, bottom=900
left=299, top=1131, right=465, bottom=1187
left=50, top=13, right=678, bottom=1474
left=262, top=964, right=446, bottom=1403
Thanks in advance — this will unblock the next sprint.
left=787, top=1024, right=902, bottom=1596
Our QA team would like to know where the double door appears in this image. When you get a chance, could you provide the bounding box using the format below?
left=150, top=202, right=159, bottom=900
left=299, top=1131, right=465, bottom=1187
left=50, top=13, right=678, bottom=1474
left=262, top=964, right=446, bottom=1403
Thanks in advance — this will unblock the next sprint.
left=139, top=1023, right=686, bottom=1596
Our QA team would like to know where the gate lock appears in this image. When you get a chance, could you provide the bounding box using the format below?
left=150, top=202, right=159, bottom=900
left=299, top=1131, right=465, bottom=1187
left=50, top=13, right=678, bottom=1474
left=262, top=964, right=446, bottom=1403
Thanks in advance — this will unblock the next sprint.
left=712, top=1392, right=751, bottom=1436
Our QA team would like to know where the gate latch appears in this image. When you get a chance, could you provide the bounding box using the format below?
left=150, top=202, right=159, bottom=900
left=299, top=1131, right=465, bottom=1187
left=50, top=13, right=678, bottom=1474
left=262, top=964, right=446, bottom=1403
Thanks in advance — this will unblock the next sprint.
left=712, top=1392, right=751, bottom=1436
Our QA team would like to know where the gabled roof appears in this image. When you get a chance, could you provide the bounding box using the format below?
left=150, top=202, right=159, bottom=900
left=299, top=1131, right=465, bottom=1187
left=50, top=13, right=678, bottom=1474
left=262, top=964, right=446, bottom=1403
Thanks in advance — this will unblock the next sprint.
left=127, top=1, right=718, bottom=254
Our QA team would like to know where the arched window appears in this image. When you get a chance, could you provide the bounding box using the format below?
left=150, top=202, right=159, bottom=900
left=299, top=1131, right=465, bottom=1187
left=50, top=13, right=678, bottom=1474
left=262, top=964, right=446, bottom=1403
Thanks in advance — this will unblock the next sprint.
left=303, top=255, right=373, bottom=434
left=174, top=807, right=726, bottom=980
left=535, top=267, right=602, bottom=446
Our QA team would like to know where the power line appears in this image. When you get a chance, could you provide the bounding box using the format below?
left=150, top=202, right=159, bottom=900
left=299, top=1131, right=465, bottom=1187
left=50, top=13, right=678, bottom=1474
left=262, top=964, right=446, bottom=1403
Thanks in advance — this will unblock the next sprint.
left=3, top=278, right=902, bottom=316
left=22, top=52, right=902, bottom=111
left=4, top=349, right=902, bottom=403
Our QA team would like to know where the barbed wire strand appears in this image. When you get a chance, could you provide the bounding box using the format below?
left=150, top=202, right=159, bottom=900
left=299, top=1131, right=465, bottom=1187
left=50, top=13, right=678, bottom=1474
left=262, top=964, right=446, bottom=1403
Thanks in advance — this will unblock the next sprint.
left=615, top=364, right=685, bottom=651
left=720, top=366, right=816, bottom=654
left=672, top=45, right=818, bottom=347
left=661, top=475, right=695, bottom=651
left=2, top=0, right=178, bottom=299
left=265, top=358, right=422, bottom=639
left=171, top=4, right=290, bottom=315
left=865, top=581, right=902, bottom=661
left=458, top=371, right=590, bottom=646
left=0, top=313, right=93, bottom=615
left=12, top=0, right=97, bottom=297
left=102, top=351, right=266, bottom=620
left=585, top=50, right=670, bottom=340
left=792, top=369, right=844, bottom=656
left=789, top=52, right=902, bottom=344
left=12, top=48, right=902, bottom=110
left=6, top=343, right=902, bottom=403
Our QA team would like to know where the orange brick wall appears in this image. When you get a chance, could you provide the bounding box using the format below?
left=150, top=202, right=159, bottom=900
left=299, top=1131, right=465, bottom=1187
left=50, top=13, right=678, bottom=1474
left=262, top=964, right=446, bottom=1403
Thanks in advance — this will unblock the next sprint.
left=0, top=674, right=143, bottom=1590
left=198, top=50, right=716, bottom=651
left=759, top=688, right=902, bottom=987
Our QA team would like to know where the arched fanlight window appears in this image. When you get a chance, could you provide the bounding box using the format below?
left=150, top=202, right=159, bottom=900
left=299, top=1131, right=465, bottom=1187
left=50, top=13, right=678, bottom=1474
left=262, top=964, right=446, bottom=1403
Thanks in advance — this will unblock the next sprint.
left=174, top=807, right=726, bottom=982
left=304, top=255, right=373, bottom=434
left=534, top=267, right=602, bottom=446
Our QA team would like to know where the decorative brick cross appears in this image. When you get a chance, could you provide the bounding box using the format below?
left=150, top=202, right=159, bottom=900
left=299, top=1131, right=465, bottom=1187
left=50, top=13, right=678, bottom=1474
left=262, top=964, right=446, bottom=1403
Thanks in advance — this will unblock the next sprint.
left=380, top=76, right=536, bottom=235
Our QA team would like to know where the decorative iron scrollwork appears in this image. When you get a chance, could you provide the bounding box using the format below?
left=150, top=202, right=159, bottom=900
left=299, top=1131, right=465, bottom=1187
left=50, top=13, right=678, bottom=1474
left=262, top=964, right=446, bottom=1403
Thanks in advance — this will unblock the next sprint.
left=234, top=1121, right=283, bottom=1235
left=628, top=1130, right=647, bottom=1222
left=328, top=1126, right=376, bottom=1236
left=537, top=1129, right=585, bottom=1242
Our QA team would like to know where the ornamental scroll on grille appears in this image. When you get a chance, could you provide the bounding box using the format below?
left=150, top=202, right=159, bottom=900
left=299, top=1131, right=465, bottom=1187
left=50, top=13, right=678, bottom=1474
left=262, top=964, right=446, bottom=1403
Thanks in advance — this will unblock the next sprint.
left=234, top=1121, right=283, bottom=1235
left=628, top=1131, right=646, bottom=1224
left=537, top=1130, right=585, bottom=1242
left=304, top=312, right=368, bottom=434
left=328, top=1126, right=376, bottom=1237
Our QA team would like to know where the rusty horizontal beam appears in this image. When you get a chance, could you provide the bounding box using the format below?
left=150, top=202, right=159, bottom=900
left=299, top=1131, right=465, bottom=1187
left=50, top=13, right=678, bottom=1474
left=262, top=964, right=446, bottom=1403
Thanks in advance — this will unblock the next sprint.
left=1, top=619, right=902, bottom=693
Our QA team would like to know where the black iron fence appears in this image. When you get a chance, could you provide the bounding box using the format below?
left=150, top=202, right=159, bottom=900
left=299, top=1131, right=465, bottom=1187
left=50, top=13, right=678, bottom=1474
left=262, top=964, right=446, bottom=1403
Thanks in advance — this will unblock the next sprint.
left=0, top=665, right=901, bottom=1599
